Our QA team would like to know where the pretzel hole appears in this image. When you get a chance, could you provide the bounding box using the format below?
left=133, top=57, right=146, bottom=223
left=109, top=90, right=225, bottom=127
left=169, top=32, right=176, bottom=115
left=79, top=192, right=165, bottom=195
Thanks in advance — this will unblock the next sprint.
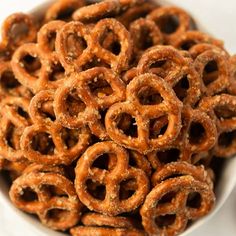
left=218, top=131, right=236, bottom=148
left=159, top=191, right=177, bottom=204
left=65, top=90, right=86, bottom=116
left=119, top=178, right=137, bottom=200
left=21, top=54, right=42, bottom=76
left=203, top=60, right=219, bottom=86
left=61, top=128, right=79, bottom=149
left=156, top=15, right=179, bottom=34
left=189, top=122, right=206, bottom=145
left=186, top=192, right=202, bottom=209
left=46, top=31, right=57, bottom=51
left=6, top=124, right=16, bottom=149
left=88, top=77, right=113, bottom=98
left=92, top=153, right=117, bottom=170
left=179, top=40, right=196, bottom=51
left=116, top=113, right=138, bottom=138
left=156, top=148, right=180, bottom=164
left=149, top=117, right=168, bottom=139
left=20, top=187, right=38, bottom=202
left=86, top=179, right=106, bottom=200
left=57, top=7, right=76, bottom=21
left=0, top=70, right=20, bottom=89
left=173, top=75, right=190, bottom=101
left=81, top=57, right=110, bottom=71
left=155, top=214, right=176, bottom=228
left=99, top=30, right=121, bottom=55
left=48, top=61, right=65, bottom=81
left=138, top=86, right=163, bottom=105
left=31, top=132, right=55, bottom=155
left=17, top=106, right=29, bottom=119
left=45, top=208, right=70, bottom=223
left=9, top=21, right=30, bottom=42
left=41, top=185, right=68, bottom=198
left=66, top=34, right=87, bottom=60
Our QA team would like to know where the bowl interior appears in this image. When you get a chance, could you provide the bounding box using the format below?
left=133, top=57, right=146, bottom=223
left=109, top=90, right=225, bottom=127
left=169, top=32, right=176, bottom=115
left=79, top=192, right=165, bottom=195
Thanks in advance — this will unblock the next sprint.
left=0, top=1, right=236, bottom=236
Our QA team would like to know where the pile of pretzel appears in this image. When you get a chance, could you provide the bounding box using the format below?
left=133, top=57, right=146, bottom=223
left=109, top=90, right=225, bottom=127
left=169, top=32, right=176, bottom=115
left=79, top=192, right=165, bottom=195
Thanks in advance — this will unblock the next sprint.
left=0, top=0, right=236, bottom=235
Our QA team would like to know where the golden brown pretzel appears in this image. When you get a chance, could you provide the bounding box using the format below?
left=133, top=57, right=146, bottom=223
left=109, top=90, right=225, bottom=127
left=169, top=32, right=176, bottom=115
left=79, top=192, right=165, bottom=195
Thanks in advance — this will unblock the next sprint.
left=105, top=73, right=182, bottom=154
left=54, top=67, right=125, bottom=139
left=20, top=90, right=90, bottom=165
left=75, top=141, right=149, bottom=216
left=9, top=171, right=82, bottom=230
left=140, top=163, right=215, bottom=236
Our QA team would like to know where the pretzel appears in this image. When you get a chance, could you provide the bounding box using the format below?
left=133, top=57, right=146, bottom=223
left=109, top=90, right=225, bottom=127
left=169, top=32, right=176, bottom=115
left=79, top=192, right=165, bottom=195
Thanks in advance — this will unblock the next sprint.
left=105, top=73, right=182, bottom=154
left=45, top=0, right=85, bottom=22
left=140, top=166, right=215, bottom=236
left=199, top=94, right=236, bottom=158
left=1, top=13, right=37, bottom=50
left=117, top=1, right=157, bottom=28
left=9, top=171, right=82, bottom=230
left=193, top=47, right=230, bottom=96
left=75, top=141, right=149, bottom=216
left=81, top=212, right=137, bottom=228
left=228, top=55, right=236, bottom=95
left=0, top=96, right=31, bottom=162
left=129, top=18, right=163, bottom=59
left=170, top=30, right=224, bottom=50
left=147, top=6, right=192, bottom=44
left=70, top=227, right=145, bottom=236
left=0, top=43, right=12, bottom=62
left=20, top=90, right=90, bottom=165
left=54, top=67, right=125, bottom=139
left=147, top=106, right=217, bottom=172
left=89, top=18, right=133, bottom=73
left=73, top=0, right=120, bottom=23
left=55, top=21, right=93, bottom=73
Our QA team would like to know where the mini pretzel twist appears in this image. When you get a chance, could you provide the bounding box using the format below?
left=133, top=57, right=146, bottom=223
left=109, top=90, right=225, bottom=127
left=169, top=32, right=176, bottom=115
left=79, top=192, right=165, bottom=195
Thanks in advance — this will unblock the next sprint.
left=75, top=141, right=149, bottom=216
left=147, top=106, right=217, bottom=171
left=20, top=90, right=90, bottom=165
left=1, top=13, right=37, bottom=50
left=147, top=6, right=193, bottom=44
left=140, top=162, right=215, bottom=236
left=105, top=73, right=182, bottom=154
left=136, top=45, right=202, bottom=106
left=54, top=67, right=126, bottom=139
left=45, top=0, right=85, bottom=22
left=9, top=171, right=82, bottom=230
left=199, top=94, right=236, bottom=158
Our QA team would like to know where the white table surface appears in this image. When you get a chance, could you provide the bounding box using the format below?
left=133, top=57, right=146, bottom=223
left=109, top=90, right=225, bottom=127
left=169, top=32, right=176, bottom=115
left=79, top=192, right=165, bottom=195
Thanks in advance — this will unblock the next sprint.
left=0, top=0, right=236, bottom=235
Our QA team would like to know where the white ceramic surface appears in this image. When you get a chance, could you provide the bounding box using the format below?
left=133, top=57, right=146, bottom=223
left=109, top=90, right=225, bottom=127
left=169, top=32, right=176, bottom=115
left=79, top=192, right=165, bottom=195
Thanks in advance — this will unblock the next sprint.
left=0, top=1, right=236, bottom=236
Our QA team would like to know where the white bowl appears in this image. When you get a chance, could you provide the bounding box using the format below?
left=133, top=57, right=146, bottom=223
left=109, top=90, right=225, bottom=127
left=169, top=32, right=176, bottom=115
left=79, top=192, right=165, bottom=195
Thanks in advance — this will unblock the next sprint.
left=1, top=1, right=236, bottom=235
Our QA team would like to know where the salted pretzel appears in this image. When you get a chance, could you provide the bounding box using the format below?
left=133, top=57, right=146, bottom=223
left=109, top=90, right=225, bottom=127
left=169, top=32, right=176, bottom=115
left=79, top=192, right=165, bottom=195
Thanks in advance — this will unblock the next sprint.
left=193, top=46, right=230, bottom=96
left=140, top=162, right=215, bottom=236
left=54, top=67, right=125, bottom=139
left=45, top=0, right=85, bottom=22
left=1, top=13, right=37, bottom=50
left=147, top=106, right=217, bottom=172
left=228, top=55, right=236, bottom=95
left=106, top=73, right=182, bottom=153
left=75, top=141, right=149, bottom=216
left=129, top=18, right=163, bottom=59
left=20, top=90, right=90, bottom=165
left=0, top=96, right=31, bottom=162
left=9, top=171, right=82, bottom=230
left=147, top=6, right=193, bottom=44
left=170, top=30, right=224, bottom=51
left=199, top=94, right=236, bottom=158
left=81, top=212, right=137, bottom=228
left=70, top=227, right=145, bottom=236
